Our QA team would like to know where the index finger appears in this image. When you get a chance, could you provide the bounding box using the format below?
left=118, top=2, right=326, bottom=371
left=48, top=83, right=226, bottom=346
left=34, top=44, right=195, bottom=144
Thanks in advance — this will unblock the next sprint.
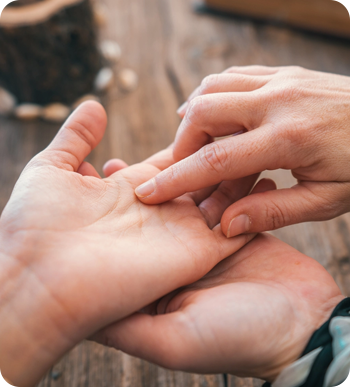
left=134, top=129, right=286, bottom=204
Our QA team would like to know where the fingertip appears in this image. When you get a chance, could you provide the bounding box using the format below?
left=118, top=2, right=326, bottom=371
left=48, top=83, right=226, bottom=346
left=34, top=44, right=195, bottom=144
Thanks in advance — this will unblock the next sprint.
left=62, top=100, right=107, bottom=153
left=135, top=179, right=156, bottom=200
left=103, top=159, right=129, bottom=177
left=45, top=101, right=108, bottom=171
left=221, top=179, right=278, bottom=236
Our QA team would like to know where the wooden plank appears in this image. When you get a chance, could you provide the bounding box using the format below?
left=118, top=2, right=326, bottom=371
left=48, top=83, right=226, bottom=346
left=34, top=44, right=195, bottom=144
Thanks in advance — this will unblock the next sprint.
left=0, top=0, right=348, bottom=386
left=202, top=0, right=350, bottom=38
left=37, top=341, right=225, bottom=387
left=228, top=376, right=263, bottom=387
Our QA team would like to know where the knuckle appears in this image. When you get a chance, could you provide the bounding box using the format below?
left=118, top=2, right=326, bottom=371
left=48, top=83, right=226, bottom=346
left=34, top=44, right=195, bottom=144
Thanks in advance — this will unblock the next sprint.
left=282, top=65, right=306, bottom=76
left=287, top=65, right=303, bottom=72
left=200, top=74, right=220, bottom=94
left=264, top=201, right=287, bottom=230
left=185, top=95, right=209, bottom=126
left=64, top=120, right=95, bottom=152
left=270, top=84, right=302, bottom=102
left=197, top=142, right=229, bottom=175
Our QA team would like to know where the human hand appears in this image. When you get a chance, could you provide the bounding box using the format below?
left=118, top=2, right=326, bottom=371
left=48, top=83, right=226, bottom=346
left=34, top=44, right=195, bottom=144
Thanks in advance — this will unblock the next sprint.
left=92, top=233, right=344, bottom=383
left=0, top=102, right=256, bottom=386
left=134, top=66, right=350, bottom=237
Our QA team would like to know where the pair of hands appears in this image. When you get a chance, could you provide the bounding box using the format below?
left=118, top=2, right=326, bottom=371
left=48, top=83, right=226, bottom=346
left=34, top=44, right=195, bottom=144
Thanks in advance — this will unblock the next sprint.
left=135, top=66, right=350, bottom=238
left=0, top=98, right=343, bottom=387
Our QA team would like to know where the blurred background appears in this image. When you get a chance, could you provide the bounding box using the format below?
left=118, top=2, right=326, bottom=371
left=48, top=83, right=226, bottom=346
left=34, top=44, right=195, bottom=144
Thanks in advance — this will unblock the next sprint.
left=1, top=0, right=350, bottom=386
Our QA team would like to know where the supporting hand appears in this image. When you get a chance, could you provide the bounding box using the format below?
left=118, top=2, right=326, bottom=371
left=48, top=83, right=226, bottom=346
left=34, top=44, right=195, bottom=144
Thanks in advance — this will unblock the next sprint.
left=92, top=234, right=344, bottom=383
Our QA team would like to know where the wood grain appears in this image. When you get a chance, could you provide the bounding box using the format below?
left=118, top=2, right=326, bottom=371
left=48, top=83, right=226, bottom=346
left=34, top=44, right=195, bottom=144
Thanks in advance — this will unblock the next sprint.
left=0, top=0, right=350, bottom=385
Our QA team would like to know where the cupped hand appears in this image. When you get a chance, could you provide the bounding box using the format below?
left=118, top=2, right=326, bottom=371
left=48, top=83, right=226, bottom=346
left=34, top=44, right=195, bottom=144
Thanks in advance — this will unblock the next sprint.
left=0, top=102, right=256, bottom=386
left=134, top=66, right=350, bottom=237
left=92, top=234, right=344, bottom=383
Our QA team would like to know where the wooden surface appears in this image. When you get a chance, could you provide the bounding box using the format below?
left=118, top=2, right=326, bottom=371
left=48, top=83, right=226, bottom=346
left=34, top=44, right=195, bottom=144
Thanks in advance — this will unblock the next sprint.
left=0, top=0, right=350, bottom=386
left=202, top=0, right=350, bottom=39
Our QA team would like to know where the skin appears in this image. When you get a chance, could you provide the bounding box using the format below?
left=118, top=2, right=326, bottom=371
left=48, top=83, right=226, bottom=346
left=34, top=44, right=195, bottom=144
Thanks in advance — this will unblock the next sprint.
left=134, top=66, right=350, bottom=238
left=93, top=234, right=344, bottom=383
left=0, top=101, right=257, bottom=387
left=0, top=100, right=344, bottom=386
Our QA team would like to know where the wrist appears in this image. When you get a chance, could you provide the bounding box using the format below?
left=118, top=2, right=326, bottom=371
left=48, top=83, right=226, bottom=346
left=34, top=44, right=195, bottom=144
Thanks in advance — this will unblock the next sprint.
left=0, top=232, right=72, bottom=387
left=263, top=295, right=347, bottom=386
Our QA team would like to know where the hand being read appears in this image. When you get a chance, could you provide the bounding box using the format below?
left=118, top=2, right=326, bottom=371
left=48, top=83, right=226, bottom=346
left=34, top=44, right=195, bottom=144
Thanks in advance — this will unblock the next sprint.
left=135, top=66, right=350, bottom=237
left=93, top=234, right=344, bottom=383
left=0, top=102, right=256, bottom=386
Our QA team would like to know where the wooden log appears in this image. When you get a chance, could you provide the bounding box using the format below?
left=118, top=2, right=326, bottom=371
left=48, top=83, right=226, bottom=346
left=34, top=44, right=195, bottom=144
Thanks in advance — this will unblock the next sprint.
left=0, top=0, right=103, bottom=106
left=200, top=0, right=350, bottom=39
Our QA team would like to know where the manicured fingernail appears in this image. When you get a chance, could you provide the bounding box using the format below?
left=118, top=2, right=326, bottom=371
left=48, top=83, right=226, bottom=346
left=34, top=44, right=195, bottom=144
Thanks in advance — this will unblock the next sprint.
left=227, top=215, right=250, bottom=238
left=135, top=179, right=156, bottom=198
left=177, top=102, right=188, bottom=116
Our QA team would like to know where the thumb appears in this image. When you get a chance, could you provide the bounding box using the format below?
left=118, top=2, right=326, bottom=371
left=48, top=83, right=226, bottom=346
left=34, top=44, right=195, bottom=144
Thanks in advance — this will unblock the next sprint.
left=92, top=312, right=194, bottom=371
left=222, top=182, right=350, bottom=237
left=39, top=101, right=107, bottom=171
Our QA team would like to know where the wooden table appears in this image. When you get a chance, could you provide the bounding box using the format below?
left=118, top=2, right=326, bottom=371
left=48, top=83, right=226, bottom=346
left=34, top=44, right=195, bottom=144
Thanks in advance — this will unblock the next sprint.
left=1, top=0, right=350, bottom=386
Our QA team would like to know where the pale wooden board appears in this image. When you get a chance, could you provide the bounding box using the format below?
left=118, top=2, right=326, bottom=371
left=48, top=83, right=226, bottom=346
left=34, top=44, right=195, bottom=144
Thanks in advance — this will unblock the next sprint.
left=0, top=0, right=350, bottom=386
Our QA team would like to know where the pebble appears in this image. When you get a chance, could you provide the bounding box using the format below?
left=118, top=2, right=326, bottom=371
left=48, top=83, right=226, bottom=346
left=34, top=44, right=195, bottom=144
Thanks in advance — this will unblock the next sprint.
left=73, top=94, right=101, bottom=109
left=117, top=68, right=139, bottom=92
left=15, top=104, right=42, bottom=120
left=94, top=67, right=114, bottom=92
left=42, top=103, right=71, bottom=123
left=93, top=3, right=108, bottom=26
left=0, top=87, right=16, bottom=116
left=50, top=370, right=62, bottom=380
left=100, top=40, right=122, bottom=63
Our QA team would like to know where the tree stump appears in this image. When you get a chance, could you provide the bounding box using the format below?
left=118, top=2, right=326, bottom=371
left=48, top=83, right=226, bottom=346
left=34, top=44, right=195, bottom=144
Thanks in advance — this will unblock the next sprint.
left=0, top=0, right=103, bottom=106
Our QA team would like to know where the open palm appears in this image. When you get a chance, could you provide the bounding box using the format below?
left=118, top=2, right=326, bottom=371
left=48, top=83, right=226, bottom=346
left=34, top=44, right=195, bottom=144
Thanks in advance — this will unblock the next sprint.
left=0, top=102, right=256, bottom=386
left=96, top=234, right=344, bottom=383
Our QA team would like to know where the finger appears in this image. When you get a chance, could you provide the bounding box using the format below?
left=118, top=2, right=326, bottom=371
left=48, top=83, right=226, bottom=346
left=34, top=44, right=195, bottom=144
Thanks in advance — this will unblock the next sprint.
left=188, top=185, right=219, bottom=206
left=198, top=174, right=259, bottom=229
left=103, top=145, right=174, bottom=177
left=221, top=181, right=350, bottom=237
left=223, top=65, right=280, bottom=76
left=41, top=101, right=107, bottom=171
left=177, top=73, right=270, bottom=118
left=135, top=130, right=286, bottom=205
left=142, top=147, right=175, bottom=171
left=77, top=161, right=101, bottom=178
left=92, top=312, right=196, bottom=371
left=103, top=159, right=129, bottom=177
left=174, top=92, right=262, bottom=161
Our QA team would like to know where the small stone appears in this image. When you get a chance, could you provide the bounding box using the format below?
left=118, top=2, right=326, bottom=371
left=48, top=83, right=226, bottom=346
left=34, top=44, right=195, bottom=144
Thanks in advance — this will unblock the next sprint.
left=15, top=104, right=42, bottom=120
left=117, top=68, right=138, bottom=92
left=42, top=103, right=71, bottom=123
left=51, top=370, right=62, bottom=380
left=0, top=87, right=16, bottom=116
left=94, top=67, right=114, bottom=92
left=100, top=40, right=122, bottom=63
left=73, top=94, right=101, bottom=110
left=93, top=3, right=108, bottom=26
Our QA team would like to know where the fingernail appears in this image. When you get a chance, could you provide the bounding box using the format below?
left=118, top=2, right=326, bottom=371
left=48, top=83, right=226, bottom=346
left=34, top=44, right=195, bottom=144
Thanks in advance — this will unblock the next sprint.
left=227, top=215, right=250, bottom=238
left=135, top=179, right=156, bottom=198
left=177, top=102, right=188, bottom=116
